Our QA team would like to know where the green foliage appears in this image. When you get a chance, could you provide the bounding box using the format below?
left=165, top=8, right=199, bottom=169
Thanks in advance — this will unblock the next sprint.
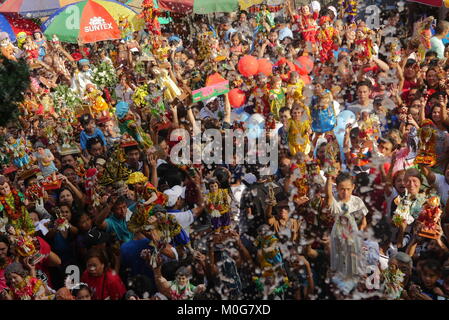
left=0, top=56, right=30, bottom=126
left=91, top=61, right=118, bottom=90
left=52, top=84, right=82, bottom=113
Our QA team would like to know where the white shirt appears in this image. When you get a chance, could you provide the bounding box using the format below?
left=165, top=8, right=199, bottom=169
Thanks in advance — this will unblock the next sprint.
left=330, top=195, right=368, bottom=224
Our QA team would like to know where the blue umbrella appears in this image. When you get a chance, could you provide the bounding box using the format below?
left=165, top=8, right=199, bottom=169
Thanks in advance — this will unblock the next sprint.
left=0, top=13, right=16, bottom=42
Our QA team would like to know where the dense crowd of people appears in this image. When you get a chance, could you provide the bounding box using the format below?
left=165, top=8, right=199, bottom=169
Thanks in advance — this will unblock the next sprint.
left=1, top=0, right=449, bottom=300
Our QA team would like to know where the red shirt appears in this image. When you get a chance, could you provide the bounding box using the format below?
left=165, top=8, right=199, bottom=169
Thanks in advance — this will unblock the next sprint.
left=81, top=269, right=126, bottom=300
left=35, top=237, right=53, bottom=289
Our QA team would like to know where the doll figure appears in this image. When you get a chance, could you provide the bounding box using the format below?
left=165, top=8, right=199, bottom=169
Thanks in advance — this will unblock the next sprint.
left=6, top=224, right=38, bottom=257
left=290, top=157, right=309, bottom=203
left=33, top=30, right=47, bottom=61
left=16, top=32, right=27, bottom=49
left=416, top=16, right=434, bottom=63
left=415, top=119, right=437, bottom=167
left=51, top=34, right=60, bottom=46
left=4, top=262, right=53, bottom=300
left=381, top=264, right=405, bottom=300
left=249, top=73, right=270, bottom=115
left=146, top=83, right=166, bottom=117
left=209, top=38, right=222, bottom=61
left=197, top=24, right=214, bottom=61
left=119, top=15, right=133, bottom=41
left=417, top=196, right=442, bottom=239
left=296, top=5, right=319, bottom=43
left=322, top=133, right=341, bottom=177
left=71, top=59, right=93, bottom=95
left=256, top=4, right=275, bottom=34
left=38, top=92, right=57, bottom=119
left=286, top=71, right=305, bottom=101
left=358, top=111, right=380, bottom=141
left=0, top=32, right=18, bottom=61
left=0, top=177, right=35, bottom=233
left=140, top=0, right=161, bottom=35
left=84, top=168, right=99, bottom=207
left=150, top=205, right=192, bottom=253
left=25, top=175, right=45, bottom=204
left=115, top=101, right=153, bottom=149
left=153, top=36, right=171, bottom=64
left=4, top=134, right=31, bottom=169
left=167, top=267, right=205, bottom=300
left=268, top=75, right=286, bottom=120
left=317, top=15, right=338, bottom=63
left=84, top=84, right=110, bottom=118
left=152, top=66, right=182, bottom=102
left=32, top=142, right=58, bottom=182
left=255, top=224, right=284, bottom=276
left=56, top=118, right=79, bottom=154
left=353, top=27, right=373, bottom=60
left=311, top=89, right=336, bottom=133
left=288, top=103, right=311, bottom=156
left=330, top=205, right=363, bottom=284
left=126, top=172, right=167, bottom=214
left=392, top=191, right=415, bottom=227
left=265, top=113, right=277, bottom=131
left=206, top=179, right=232, bottom=233
left=23, top=36, right=39, bottom=65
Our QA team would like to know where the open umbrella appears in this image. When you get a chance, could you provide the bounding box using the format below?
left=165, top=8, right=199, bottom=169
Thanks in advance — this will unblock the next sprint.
left=0, top=13, right=40, bottom=42
left=158, top=0, right=238, bottom=14
left=42, top=0, right=143, bottom=43
left=0, top=0, right=80, bottom=18
left=193, top=0, right=238, bottom=14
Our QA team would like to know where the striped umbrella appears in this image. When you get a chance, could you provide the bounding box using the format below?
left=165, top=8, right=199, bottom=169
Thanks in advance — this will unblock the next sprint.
left=0, top=13, right=40, bottom=42
left=42, top=0, right=143, bottom=43
left=0, top=0, right=80, bottom=18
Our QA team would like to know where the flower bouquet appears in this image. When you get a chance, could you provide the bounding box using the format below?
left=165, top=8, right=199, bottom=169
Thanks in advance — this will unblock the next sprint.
left=91, top=62, right=118, bottom=90
left=55, top=216, right=70, bottom=232
left=392, top=195, right=414, bottom=227
left=52, top=85, right=82, bottom=113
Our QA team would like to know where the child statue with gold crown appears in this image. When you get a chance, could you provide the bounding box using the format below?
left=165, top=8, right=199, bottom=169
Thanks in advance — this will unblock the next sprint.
left=126, top=172, right=167, bottom=215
